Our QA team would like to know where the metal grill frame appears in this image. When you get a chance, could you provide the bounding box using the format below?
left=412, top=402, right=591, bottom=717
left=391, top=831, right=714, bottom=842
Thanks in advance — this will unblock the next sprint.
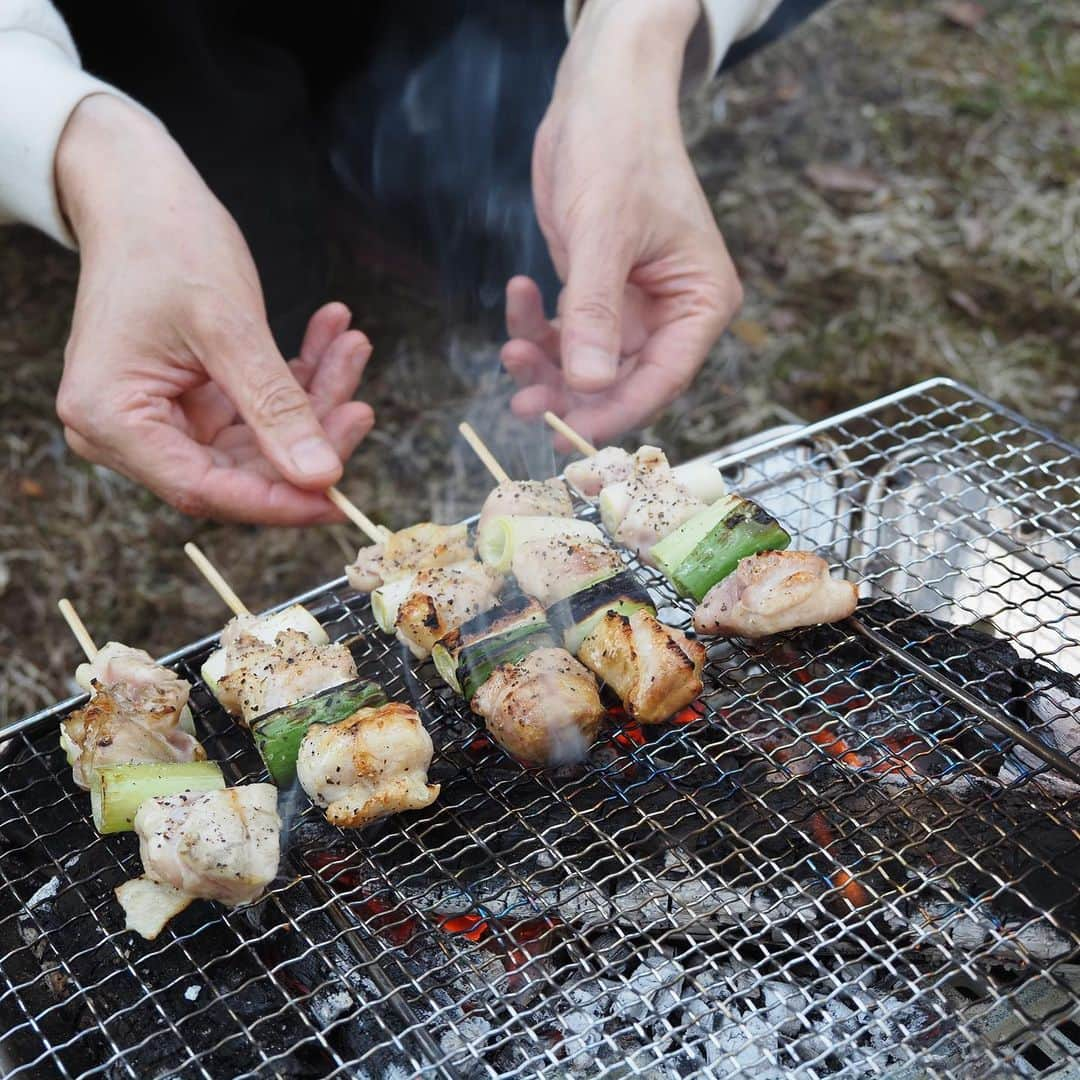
left=2, top=376, right=1079, bottom=1079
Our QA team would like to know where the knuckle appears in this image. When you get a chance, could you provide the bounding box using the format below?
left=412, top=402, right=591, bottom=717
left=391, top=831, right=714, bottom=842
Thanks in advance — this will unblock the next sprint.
left=570, top=295, right=620, bottom=330
left=189, top=297, right=261, bottom=354
left=250, top=375, right=310, bottom=426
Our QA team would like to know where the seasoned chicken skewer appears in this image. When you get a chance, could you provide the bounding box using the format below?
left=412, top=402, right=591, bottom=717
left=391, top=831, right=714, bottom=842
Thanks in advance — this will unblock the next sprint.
left=460, top=428, right=704, bottom=726
left=544, top=414, right=857, bottom=637
left=57, top=600, right=207, bottom=790
left=116, top=783, right=281, bottom=940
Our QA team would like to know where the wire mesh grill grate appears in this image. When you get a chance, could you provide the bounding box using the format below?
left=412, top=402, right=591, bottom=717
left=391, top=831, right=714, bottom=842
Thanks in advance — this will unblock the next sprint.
left=2, top=378, right=1078, bottom=1079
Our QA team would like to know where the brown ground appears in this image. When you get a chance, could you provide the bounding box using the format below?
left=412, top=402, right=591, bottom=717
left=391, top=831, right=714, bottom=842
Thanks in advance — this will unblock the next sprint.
left=1, top=0, right=1077, bottom=722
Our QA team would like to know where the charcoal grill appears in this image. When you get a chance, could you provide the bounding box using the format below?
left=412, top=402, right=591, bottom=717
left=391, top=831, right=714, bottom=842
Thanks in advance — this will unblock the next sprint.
left=2, top=377, right=1078, bottom=1079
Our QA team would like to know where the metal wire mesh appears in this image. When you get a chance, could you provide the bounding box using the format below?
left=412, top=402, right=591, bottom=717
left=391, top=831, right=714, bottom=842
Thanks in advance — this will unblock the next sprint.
left=1, top=377, right=1078, bottom=1079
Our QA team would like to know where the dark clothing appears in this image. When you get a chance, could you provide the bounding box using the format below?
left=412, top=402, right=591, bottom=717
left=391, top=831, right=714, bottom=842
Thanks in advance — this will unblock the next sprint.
left=56, top=1, right=825, bottom=352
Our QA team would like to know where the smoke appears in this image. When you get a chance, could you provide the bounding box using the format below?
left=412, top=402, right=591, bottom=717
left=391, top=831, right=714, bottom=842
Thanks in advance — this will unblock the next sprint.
left=330, top=1, right=564, bottom=319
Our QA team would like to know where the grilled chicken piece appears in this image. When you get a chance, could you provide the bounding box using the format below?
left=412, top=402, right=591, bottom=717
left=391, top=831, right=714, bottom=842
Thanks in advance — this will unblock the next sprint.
left=395, top=563, right=501, bottom=659
left=472, top=647, right=604, bottom=766
left=117, top=784, right=281, bottom=938
left=613, top=448, right=705, bottom=564
left=564, top=446, right=634, bottom=497
left=75, top=642, right=190, bottom=718
left=297, top=703, right=440, bottom=827
left=61, top=682, right=206, bottom=790
left=512, top=537, right=623, bottom=606
left=578, top=610, right=705, bottom=724
left=477, top=479, right=574, bottom=536
left=218, top=629, right=357, bottom=727
left=346, top=522, right=472, bottom=593
left=694, top=551, right=858, bottom=638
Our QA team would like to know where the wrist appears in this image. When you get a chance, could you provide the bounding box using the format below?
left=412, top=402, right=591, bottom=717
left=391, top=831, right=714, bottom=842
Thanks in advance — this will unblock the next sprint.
left=566, top=0, right=699, bottom=101
left=56, top=95, right=201, bottom=247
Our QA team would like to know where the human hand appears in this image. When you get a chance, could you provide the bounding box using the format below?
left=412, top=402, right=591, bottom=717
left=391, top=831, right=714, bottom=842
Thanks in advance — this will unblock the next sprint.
left=54, top=95, right=374, bottom=524
left=503, top=0, right=743, bottom=447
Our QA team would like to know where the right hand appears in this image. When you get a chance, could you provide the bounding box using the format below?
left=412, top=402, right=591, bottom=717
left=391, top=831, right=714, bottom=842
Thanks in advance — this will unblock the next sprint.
left=54, top=95, right=374, bottom=524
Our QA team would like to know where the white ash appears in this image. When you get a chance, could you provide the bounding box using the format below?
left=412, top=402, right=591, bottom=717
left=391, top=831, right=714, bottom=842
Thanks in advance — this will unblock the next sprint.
left=63, top=854, right=79, bottom=869
left=25, top=876, right=60, bottom=910
left=559, top=1008, right=603, bottom=1072
left=613, top=955, right=686, bottom=1023
left=183, top=985, right=201, bottom=1002
left=310, top=987, right=354, bottom=1026
left=438, top=1014, right=493, bottom=1073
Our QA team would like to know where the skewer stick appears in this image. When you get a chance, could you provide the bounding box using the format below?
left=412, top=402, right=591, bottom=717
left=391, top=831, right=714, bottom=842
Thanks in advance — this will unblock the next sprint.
left=326, top=487, right=392, bottom=544
left=458, top=422, right=511, bottom=485
left=183, top=542, right=250, bottom=617
left=542, top=411, right=597, bottom=457
left=58, top=598, right=98, bottom=661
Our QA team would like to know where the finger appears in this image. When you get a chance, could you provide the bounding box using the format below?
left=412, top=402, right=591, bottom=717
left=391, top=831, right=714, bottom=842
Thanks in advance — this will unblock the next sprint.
left=307, top=331, right=373, bottom=416
left=300, top=302, right=352, bottom=365
left=560, top=227, right=630, bottom=392
left=500, top=339, right=562, bottom=390
left=561, top=322, right=710, bottom=445
left=511, top=382, right=566, bottom=421
left=193, top=308, right=343, bottom=489
left=506, top=276, right=559, bottom=357
left=320, top=400, right=375, bottom=462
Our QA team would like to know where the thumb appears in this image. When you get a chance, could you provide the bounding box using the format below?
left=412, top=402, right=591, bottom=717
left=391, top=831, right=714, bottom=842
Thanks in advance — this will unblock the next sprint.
left=200, top=315, right=343, bottom=489
left=560, top=228, right=629, bottom=393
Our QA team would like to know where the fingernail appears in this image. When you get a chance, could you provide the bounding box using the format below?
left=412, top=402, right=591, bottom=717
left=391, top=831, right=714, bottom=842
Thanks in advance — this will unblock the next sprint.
left=290, top=436, right=340, bottom=478
left=570, top=346, right=618, bottom=390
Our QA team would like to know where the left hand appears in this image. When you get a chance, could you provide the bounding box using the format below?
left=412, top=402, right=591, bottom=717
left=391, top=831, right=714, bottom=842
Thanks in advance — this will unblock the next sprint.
left=502, top=0, right=744, bottom=447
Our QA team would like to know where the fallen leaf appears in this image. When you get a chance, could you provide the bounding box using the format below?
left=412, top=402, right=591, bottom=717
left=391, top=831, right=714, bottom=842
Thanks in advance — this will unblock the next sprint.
left=948, top=290, right=983, bottom=318
left=730, top=319, right=769, bottom=349
left=942, top=2, right=986, bottom=29
left=804, top=163, right=886, bottom=195
left=19, top=478, right=44, bottom=498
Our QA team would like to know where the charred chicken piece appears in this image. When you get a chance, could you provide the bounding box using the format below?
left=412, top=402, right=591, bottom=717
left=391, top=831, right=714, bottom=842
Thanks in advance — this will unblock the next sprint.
left=694, top=550, right=858, bottom=638
left=297, top=703, right=440, bottom=827
left=477, top=478, right=573, bottom=536
left=578, top=609, right=705, bottom=724
left=346, top=522, right=473, bottom=593
left=61, top=682, right=206, bottom=790
left=218, top=629, right=357, bottom=727
left=116, top=784, right=281, bottom=938
left=472, top=647, right=604, bottom=766
left=395, top=563, right=501, bottom=659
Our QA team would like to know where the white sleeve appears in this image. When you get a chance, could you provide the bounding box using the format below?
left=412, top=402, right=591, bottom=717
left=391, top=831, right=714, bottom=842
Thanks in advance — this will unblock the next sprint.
left=0, top=0, right=151, bottom=246
left=564, top=0, right=784, bottom=91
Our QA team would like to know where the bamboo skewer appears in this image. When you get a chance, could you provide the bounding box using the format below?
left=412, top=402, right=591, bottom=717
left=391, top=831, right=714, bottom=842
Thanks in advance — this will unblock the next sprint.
left=183, top=542, right=250, bottom=617
left=326, top=487, right=392, bottom=544
left=58, top=598, right=98, bottom=661
left=458, top=422, right=511, bottom=485
left=542, top=411, right=597, bottom=457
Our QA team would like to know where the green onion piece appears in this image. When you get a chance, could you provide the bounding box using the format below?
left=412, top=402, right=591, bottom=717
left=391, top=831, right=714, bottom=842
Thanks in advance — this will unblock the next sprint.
left=652, top=495, right=790, bottom=601
left=252, top=679, right=387, bottom=786
left=457, top=623, right=556, bottom=702
left=90, top=762, right=225, bottom=834
left=546, top=569, right=654, bottom=654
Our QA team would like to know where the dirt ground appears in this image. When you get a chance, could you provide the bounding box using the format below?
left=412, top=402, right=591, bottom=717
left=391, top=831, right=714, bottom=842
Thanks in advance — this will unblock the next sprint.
left=1, top=0, right=1077, bottom=722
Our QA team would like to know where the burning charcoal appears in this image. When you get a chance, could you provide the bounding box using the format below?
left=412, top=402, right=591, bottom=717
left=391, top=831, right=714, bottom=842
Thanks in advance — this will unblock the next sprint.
left=613, top=954, right=685, bottom=1023
left=760, top=979, right=805, bottom=1037
left=309, top=986, right=356, bottom=1027
left=709, top=1011, right=783, bottom=1075
left=1001, top=668, right=1080, bottom=796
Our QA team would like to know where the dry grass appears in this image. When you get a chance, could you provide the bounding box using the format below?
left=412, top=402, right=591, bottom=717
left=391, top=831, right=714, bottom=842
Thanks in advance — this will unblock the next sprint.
left=1, top=0, right=1076, bottom=721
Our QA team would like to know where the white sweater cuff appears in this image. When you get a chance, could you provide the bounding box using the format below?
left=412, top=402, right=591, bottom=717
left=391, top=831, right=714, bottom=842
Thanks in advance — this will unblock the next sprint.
left=564, top=0, right=783, bottom=91
left=0, top=30, right=139, bottom=247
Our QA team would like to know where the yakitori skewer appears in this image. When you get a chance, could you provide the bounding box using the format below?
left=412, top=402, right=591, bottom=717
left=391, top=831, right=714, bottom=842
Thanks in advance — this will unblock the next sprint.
left=541, top=412, right=858, bottom=639
left=183, top=539, right=436, bottom=819
left=55, top=598, right=217, bottom=839
left=458, top=425, right=704, bottom=726
left=459, top=421, right=511, bottom=485
left=542, top=411, right=597, bottom=457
